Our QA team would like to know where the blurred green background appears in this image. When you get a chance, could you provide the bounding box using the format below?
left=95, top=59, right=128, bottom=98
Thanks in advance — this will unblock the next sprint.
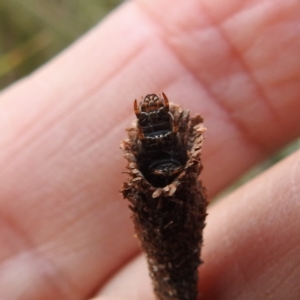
left=0, top=0, right=299, bottom=194
left=0, top=0, right=122, bottom=89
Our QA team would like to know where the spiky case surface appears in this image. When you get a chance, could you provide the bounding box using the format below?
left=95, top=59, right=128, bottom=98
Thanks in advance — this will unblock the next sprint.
left=121, top=101, right=207, bottom=300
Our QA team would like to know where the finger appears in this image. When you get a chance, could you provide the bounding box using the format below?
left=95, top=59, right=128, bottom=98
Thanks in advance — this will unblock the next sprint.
left=200, top=154, right=300, bottom=299
left=0, top=0, right=300, bottom=299
left=99, top=149, right=300, bottom=300
left=98, top=256, right=154, bottom=300
left=2, top=0, right=300, bottom=195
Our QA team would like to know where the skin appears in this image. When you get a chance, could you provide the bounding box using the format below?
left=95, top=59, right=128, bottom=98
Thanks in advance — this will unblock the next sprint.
left=0, top=0, right=300, bottom=299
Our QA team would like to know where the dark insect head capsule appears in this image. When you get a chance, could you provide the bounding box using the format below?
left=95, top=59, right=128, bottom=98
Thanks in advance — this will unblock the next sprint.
left=134, top=93, right=186, bottom=188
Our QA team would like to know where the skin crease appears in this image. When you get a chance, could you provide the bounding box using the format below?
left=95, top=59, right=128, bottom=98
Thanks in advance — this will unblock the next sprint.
left=0, top=0, right=300, bottom=299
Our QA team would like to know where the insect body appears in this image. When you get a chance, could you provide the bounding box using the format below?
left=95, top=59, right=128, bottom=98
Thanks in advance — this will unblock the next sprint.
left=134, top=93, right=187, bottom=187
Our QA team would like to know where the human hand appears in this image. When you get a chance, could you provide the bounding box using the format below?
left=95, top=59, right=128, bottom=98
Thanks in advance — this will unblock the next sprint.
left=0, top=0, right=300, bottom=299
